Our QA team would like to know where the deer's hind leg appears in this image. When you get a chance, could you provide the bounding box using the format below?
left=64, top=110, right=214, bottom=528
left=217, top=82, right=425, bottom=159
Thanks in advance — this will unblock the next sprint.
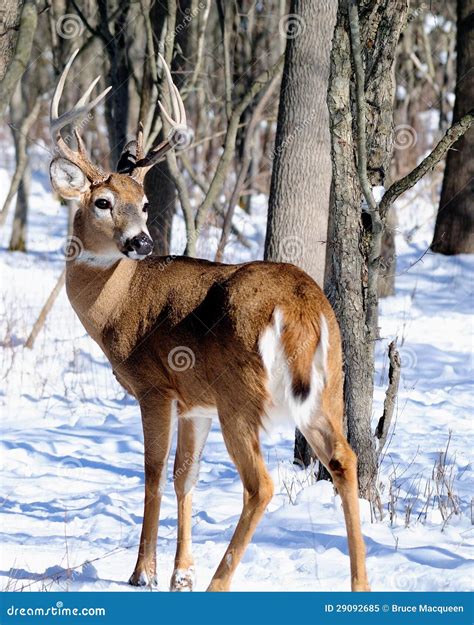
left=207, top=405, right=273, bottom=592
left=300, top=411, right=370, bottom=592
left=170, top=413, right=212, bottom=591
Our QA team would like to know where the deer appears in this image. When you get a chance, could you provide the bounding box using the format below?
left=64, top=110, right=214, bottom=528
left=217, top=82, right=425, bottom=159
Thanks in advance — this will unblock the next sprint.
left=49, top=49, right=370, bottom=592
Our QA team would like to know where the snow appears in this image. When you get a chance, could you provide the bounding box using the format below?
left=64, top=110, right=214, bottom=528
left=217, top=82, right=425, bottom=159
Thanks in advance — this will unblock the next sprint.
left=0, top=164, right=472, bottom=593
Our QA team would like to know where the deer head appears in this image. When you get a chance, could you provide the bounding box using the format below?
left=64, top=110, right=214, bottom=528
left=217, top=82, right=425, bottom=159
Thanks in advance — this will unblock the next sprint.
left=49, top=49, right=187, bottom=261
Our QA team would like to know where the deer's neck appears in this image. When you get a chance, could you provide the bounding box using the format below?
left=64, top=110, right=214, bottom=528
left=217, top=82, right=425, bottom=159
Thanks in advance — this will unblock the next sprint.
left=65, top=216, right=138, bottom=346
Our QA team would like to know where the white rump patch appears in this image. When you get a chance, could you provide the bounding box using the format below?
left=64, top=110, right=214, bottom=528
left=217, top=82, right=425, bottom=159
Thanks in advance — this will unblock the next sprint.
left=258, top=308, right=329, bottom=431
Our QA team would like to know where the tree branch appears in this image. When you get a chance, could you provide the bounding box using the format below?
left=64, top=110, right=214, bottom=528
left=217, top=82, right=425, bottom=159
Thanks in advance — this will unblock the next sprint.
left=375, top=340, right=401, bottom=457
left=0, top=95, right=42, bottom=226
left=215, top=70, right=280, bottom=261
left=186, top=0, right=211, bottom=95
left=347, top=0, right=383, bottom=337
left=194, top=54, right=284, bottom=234
left=216, top=0, right=233, bottom=121
left=379, top=110, right=474, bottom=216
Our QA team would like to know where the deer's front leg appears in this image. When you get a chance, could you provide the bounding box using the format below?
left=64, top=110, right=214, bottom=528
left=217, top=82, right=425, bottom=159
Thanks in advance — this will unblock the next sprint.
left=129, top=394, right=172, bottom=588
left=170, top=415, right=211, bottom=591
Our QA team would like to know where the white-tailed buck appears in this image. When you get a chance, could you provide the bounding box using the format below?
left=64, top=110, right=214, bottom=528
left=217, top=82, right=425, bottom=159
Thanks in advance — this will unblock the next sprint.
left=49, top=49, right=370, bottom=592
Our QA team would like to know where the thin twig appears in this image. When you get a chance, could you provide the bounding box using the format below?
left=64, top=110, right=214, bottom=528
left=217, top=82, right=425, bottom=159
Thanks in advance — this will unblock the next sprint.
left=215, top=70, right=280, bottom=261
left=194, top=54, right=284, bottom=234
left=0, top=96, right=42, bottom=226
left=375, top=340, right=401, bottom=457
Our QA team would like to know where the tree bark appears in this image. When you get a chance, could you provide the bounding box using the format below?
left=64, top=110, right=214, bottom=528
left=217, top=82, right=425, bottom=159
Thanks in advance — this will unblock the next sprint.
left=95, top=0, right=131, bottom=167
left=265, top=0, right=335, bottom=288
left=431, top=0, right=474, bottom=254
left=263, top=0, right=337, bottom=469
left=7, top=78, right=31, bottom=251
left=8, top=164, right=29, bottom=251
left=143, top=0, right=193, bottom=255
left=0, top=0, right=23, bottom=80
left=0, top=0, right=37, bottom=119
left=378, top=214, right=396, bottom=298
left=326, top=0, right=407, bottom=499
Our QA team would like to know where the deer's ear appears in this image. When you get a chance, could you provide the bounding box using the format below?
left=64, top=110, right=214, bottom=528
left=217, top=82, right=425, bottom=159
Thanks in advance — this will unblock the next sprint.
left=50, top=157, right=90, bottom=199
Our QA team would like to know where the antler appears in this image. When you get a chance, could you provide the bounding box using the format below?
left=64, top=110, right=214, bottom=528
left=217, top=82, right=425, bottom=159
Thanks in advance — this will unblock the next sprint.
left=119, top=54, right=189, bottom=181
left=50, top=48, right=112, bottom=181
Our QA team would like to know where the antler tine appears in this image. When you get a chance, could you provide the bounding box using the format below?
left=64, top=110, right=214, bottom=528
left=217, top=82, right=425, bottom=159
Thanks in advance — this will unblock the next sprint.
left=50, top=48, right=112, bottom=181
left=51, top=48, right=79, bottom=128
left=51, top=77, right=111, bottom=136
left=126, top=55, right=190, bottom=182
left=157, top=53, right=186, bottom=127
left=76, top=75, right=101, bottom=107
left=173, top=82, right=186, bottom=126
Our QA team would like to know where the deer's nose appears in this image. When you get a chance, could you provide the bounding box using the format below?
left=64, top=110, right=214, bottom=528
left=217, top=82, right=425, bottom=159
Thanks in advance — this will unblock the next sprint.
left=129, top=233, right=153, bottom=256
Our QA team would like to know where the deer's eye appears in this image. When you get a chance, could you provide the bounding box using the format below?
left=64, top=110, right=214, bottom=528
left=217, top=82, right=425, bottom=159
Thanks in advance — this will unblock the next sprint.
left=95, top=198, right=111, bottom=210
left=143, top=202, right=149, bottom=213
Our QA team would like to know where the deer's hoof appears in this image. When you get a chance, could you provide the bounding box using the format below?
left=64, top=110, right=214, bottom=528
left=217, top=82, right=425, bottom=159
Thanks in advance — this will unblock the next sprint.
left=170, top=566, right=195, bottom=592
left=128, top=569, right=158, bottom=588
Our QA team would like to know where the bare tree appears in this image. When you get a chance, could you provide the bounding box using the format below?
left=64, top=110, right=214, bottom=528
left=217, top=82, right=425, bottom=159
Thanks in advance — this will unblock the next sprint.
left=327, top=0, right=473, bottom=499
left=431, top=0, right=474, bottom=254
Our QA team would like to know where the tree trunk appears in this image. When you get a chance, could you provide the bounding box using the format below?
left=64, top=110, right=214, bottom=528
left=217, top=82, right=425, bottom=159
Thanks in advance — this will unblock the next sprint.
left=143, top=0, right=193, bottom=256
left=431, top=0, right=474, bottom=254
left=99, top=0, right=131, bottom=167
left=263, top=0, right=336, bottom=468
left=0, top=0, right=37, bottom=119
left=145, top=161, right=176, bottom=255
left=9, top=164, right=29, bottom=251
left=265, top=0, right=335, bottom=288
left=326, top=1, right=407, bottom=499
left=8, top=79, right=30, bottom=251
left=0, top=0, right=23, bottom=80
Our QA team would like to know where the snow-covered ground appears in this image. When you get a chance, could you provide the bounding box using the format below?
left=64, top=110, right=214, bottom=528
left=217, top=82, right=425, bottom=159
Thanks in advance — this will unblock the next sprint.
left=0, top=164, right=472, bottom=592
